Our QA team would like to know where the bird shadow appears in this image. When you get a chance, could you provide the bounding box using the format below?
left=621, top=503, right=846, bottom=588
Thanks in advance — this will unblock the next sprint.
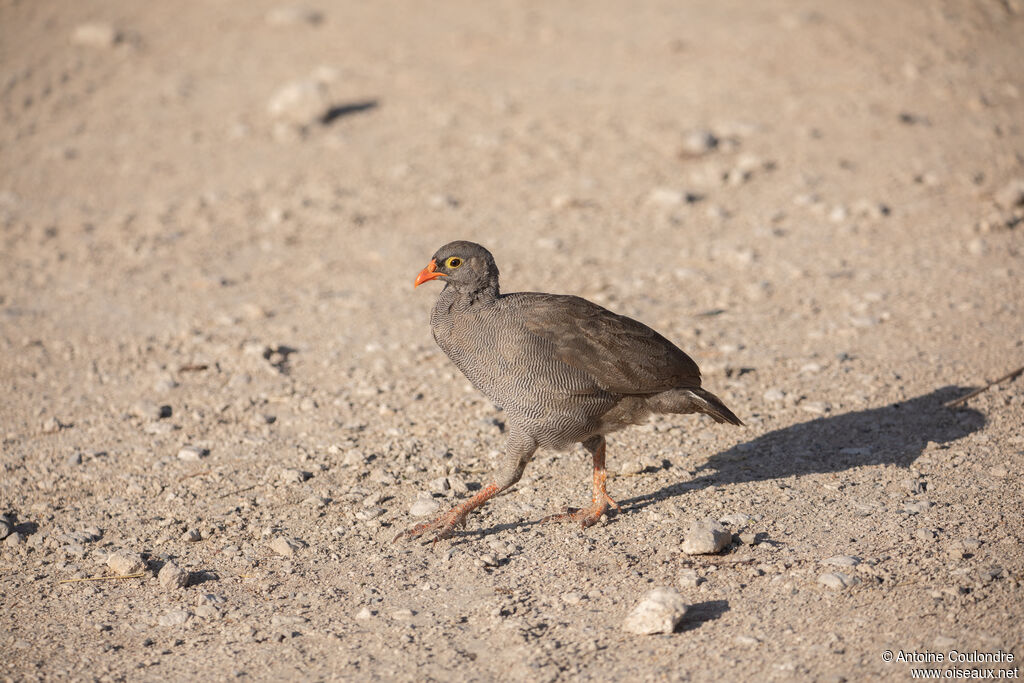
left=320, top=99, right=378, bottom=125
left=619, top=385, right=985, bottom=513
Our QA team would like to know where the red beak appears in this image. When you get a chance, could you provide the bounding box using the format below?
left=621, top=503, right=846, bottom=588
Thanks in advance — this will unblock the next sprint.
left=414, top=259, right=447, bottom=288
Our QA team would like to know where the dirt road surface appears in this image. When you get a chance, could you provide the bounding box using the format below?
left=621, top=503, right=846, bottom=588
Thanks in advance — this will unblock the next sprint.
left=2, top=1, right=1022, bottom=680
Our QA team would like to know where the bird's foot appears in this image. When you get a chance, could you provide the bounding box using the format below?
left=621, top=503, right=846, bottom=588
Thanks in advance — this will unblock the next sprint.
left=541, top=492, right=620, bottom=529
left=393, top=507, right=469, bottom=544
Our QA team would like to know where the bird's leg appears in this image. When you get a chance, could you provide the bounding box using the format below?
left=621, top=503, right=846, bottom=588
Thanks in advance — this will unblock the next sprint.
left=542, top=435, right=620, bottom=528
left=393, top=484, right=500, bottom=542
left=394, top=432, right=536, bottom=543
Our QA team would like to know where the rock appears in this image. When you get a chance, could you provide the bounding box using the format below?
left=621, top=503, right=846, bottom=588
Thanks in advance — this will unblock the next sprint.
left=902, top=501, right=932, bottom=514
left=648, top=188, right=688, bottom=207
left=916, top=528, right=938, bottom=541
left=821, top=555, right=861, bottom=567
left=678, top=568, right=702, bottom=588
left=994, top=178, right=1024, bottom=209
left=265, top=6, right=324, bottom=27
left=71, top=22, right=120, bottom=48
left=828, top=205, right=849, bottom=223
left=475, top=553, right=500, bottom=568
left=355, top=607, right=374, bottom=620
left=65, top=451, right=83, bottom=466
left=391, top=609, right=415, bottom=620
left=355, top=506, right=385, bottom=521
left=106, top=551, right=145, bottom=575
left=278, top=468, right=312, bottom=485
left=762, top=388, right=785, bottom=402
left=901, top=477, right=926, bottom=494
left=195, top=604, right=221, bottom=619
left=177, top=445, right=207, bottom=461
left=561, top=592, right=584, bottom=605
left=681, top=129, right=718, bottom=156
left=5, top=531, right=25, bottom=547
left=267, top=79, right=328, bottom=127
left=133, top=401, right=172, bottom=420
left=270, top=537, right=306, bottom=557
left=682, top=518, right=731, bottom=555
left=427, top=477, right=450, bottom=494
left=622, top=587, right=689, bottom=635
left=619, top=460, right=645, bottom=476
left=818, top=572, right=859, bottom=589
left=158, top=609, right=192, bottom=627
left=448, top=476, right=469, bottom=495
left=0, top=514, right=11, bottom=539
left=409, top=495, right=440, bottom=518
left=800, top=401, right=829, bottom=415
left=719, top=513, right=752, bottom=527
left=738, top=532, right=758, bottom=545
left=362, top=492, right=384, bottom=507
left=158, top=561, right=189, bottom=589
left=183, top=528, right=202, bottom=542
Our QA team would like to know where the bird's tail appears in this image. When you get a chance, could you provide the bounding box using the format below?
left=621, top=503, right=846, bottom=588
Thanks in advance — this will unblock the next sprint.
left=648, top=388, right=744, bottom=426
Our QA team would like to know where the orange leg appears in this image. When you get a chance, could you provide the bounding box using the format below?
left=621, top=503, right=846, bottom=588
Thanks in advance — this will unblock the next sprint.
left=394, top=483, right=501, bottom=542
left=542, top=435, right=620, bottom=529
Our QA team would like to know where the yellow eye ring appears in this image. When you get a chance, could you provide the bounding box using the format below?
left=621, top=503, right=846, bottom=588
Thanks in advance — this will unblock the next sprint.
left=445, top=256, right=463, bottom=269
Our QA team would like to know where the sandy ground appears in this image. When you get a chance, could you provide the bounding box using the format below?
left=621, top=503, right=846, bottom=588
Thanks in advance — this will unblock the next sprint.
left=2, top=1, right=1023, bottom=680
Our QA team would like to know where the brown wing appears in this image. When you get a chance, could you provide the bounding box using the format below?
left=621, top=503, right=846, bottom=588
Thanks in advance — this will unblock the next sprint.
left=518, top=293, right=701, bottom=395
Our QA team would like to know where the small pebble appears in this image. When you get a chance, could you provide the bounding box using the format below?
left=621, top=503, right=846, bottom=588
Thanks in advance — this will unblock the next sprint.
left=622, top=587, right=689, bottom=635
left=158, top=561, right=189, bottom=590
left=818, top=572, right=859, bottom=589
left=106, top=551, right=145, bottom=575
left=409, top=495, right=440, bottom=518
left=427, top=477, right=450, bottom=494
left=269, top=537, right=306, bottom=557
left=719, top=513, right=752, bottom=527
left=71, top=22, right=120, bottom=48
left=65, top=451, right=83, bottom=466
left=619, top=460, right=645, bottom=476
left=265, top=6, right=324, bottom=27
left=279, top=468, right=312, bottom=485
left=183, top=528, right=202, bottom=542
left=762, top=388, right=785, bottom=402
left=355, top=607, right=374, bottom=620
left=678, top=569, right=702, bottom=588
left=476, top=553, right=499, bottom=568
left=994, top=178, right=1024, bottom=210
left=680, top=129, right=718, bottom=156
left=561, top=592, right=584, bottom=605
left=738, top=532, right=758, bottom=545
left=5, top=531, right=25, bottom=547
left=267, top=79, right=328, bottom=127
left=177, top=446, right=206, bottom=461
left=0, top=514, right=12, bottom=539
left=158, top=609, right=191, bottom=627
left=821, top=555, right=861, bottom=567
left=391, top=609, right=415, bottom=620
left=682, top=518, right=731, bottom=555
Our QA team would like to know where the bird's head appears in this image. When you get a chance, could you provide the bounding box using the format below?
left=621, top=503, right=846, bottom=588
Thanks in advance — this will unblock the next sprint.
left=414, top=241, right=499, bottom=293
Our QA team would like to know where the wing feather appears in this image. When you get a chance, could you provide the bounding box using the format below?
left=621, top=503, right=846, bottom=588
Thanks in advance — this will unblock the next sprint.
left=517, top=293, right=701, bottom=394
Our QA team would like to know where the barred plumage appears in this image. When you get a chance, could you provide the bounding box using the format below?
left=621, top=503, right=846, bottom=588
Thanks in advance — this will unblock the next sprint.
left=397, top=241, right=743, bottom=542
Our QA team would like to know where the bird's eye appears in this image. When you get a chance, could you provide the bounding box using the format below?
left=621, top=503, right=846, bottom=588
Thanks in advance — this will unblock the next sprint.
left=445, top=257, right=463, bottom=269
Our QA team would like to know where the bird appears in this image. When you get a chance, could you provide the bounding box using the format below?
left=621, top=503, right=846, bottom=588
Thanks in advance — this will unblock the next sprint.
left=396, top=240, right=742, bottom=542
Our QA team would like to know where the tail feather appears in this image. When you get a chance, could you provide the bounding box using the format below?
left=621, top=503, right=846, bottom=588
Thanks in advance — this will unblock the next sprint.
left=649, top=387, right=744, bottom=426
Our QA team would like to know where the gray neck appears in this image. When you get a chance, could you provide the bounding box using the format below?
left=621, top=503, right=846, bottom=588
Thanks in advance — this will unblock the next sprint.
left=438, top=277, right=500, bottom=310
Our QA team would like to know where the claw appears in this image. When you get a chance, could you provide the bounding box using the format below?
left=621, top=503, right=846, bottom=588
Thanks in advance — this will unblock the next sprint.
left=540, top=494, right=619, bottom=528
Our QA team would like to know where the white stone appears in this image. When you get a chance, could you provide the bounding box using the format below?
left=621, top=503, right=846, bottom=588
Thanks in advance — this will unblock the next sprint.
left=622, top=587, right=688, bottom=635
